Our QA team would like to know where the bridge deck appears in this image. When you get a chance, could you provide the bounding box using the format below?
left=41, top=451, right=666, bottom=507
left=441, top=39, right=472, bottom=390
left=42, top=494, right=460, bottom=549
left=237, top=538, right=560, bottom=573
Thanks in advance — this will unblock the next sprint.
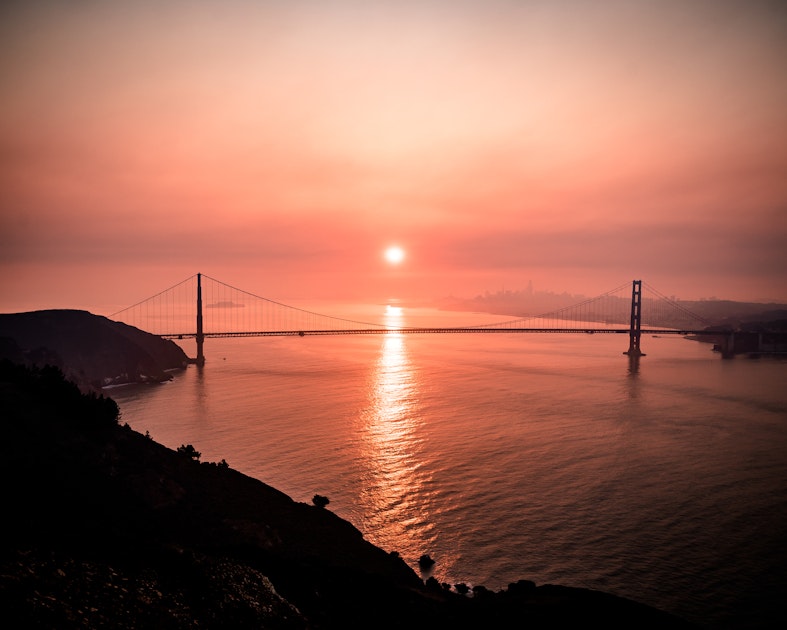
left=162, top=328, right=721, bottom=339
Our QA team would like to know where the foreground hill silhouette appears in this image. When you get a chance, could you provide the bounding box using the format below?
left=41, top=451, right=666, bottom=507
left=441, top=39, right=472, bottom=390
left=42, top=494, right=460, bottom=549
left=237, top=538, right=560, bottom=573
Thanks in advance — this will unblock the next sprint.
left=0, top=360, right=696, bottom=628
left=0, top=309, right=189, bottom=391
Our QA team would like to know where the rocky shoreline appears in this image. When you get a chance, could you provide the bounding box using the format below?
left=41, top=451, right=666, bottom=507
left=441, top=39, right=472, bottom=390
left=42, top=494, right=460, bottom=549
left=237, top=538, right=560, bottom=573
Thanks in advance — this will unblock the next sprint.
left=0, top=358, right=696, bottom=628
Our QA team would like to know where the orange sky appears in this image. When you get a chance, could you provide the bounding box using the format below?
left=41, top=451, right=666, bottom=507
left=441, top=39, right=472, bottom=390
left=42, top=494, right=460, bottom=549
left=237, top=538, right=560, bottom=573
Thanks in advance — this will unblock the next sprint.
left=2, top=0, right=786, bottom=314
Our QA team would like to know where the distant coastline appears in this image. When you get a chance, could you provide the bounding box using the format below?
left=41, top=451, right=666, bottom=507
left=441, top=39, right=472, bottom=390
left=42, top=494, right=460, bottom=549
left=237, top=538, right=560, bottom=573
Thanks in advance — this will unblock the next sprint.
left=435, top=290, right=787, bottom=331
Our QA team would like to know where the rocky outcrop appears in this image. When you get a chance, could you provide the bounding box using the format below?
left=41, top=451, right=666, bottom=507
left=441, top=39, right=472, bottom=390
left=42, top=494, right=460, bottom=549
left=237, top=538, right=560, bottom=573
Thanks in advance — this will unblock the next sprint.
left=0, top=309, right=188, bottom=391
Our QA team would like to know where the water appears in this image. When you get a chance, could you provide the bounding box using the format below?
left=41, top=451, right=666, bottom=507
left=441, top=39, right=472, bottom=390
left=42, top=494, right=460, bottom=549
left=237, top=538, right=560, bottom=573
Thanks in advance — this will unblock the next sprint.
left=111, top=305, right=787, bottom=629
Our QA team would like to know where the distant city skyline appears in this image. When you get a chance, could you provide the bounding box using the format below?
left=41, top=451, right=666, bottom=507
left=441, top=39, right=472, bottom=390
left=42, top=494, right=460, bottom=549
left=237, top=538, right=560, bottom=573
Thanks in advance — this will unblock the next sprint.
left=2, top=0, right=786, bottom=314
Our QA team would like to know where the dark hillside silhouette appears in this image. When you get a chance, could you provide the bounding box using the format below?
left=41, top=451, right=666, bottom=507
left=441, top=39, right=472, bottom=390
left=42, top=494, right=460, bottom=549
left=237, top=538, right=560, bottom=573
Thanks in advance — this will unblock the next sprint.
left=0, top=360, right=696, bottom=628
left=0, top=309, right=188, bottom=391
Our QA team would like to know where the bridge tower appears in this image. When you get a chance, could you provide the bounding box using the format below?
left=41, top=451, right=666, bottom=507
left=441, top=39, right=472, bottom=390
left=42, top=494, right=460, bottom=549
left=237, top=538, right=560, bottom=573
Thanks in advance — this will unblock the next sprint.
left=196, top=272, right=205, bottom=366
left=624, top=279, right=645, bottom=357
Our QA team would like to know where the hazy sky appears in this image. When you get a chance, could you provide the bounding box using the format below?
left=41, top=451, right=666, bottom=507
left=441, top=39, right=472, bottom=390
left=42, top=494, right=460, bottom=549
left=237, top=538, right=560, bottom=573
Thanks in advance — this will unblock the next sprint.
left=2, top=0, right=786, bottom=313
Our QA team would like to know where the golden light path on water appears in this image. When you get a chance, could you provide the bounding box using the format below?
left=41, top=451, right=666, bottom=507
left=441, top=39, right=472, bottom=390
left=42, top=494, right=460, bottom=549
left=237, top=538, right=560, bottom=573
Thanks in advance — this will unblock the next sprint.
left=356, top=305, right=441, bottom=571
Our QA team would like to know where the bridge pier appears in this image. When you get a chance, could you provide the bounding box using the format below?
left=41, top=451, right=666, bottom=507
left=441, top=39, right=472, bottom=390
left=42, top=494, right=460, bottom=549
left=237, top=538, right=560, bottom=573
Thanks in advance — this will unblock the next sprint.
left=195, top=272, right=205, bottom=366
left=623, top=279, right=646, bottom=357
left=719, top=333, right=735, bottom=358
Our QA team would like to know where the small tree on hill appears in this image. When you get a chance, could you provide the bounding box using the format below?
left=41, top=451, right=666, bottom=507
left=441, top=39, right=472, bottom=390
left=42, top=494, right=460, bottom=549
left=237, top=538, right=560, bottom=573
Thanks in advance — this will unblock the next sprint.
left=177, top=444, right=201, bottom=462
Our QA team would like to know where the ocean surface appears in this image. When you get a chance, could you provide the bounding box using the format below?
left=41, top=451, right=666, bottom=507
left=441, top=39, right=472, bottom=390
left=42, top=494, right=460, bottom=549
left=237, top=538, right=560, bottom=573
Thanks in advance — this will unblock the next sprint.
left=112, top=304, right=787, bottom=629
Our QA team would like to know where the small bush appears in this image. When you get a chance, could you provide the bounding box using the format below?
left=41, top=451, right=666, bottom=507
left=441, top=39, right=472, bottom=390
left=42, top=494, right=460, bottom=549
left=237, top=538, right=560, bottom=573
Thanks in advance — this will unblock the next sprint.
left=312, top=494, right=330, bottom=508
left=177, top=444, right=201, bottom=461
left=418, top=554, right=435, bottom=569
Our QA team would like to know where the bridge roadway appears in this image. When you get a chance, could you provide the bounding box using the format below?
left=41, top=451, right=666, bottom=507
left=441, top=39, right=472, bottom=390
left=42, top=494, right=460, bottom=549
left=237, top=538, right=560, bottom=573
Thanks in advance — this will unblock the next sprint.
left=163, top=328, right=720, bottom=339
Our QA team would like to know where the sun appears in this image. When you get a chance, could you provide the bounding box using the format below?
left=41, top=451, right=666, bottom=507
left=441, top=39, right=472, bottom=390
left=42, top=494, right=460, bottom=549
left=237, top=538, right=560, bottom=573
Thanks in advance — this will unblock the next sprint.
left=384, top=246, right=405, bottom=265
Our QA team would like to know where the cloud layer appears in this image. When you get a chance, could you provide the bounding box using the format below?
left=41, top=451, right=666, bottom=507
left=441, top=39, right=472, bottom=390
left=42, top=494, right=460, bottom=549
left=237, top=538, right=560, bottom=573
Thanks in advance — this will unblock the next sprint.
left=2, top=0, right=786, bottom=311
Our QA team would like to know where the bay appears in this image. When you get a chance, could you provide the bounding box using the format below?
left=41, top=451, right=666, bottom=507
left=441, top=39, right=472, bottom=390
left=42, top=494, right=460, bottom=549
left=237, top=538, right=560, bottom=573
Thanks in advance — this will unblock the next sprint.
left=112, top=304, right=787, bottom=629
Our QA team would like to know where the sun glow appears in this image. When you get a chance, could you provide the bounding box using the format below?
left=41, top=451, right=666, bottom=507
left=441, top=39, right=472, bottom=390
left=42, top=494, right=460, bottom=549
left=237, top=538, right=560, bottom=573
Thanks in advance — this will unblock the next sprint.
left=384, top=246, right=405, bottom=265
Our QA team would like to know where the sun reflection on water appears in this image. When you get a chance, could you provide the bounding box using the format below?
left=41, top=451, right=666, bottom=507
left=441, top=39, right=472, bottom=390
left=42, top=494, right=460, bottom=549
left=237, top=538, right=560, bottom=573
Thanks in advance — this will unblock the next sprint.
left=357, top=307, right=436, bottom=569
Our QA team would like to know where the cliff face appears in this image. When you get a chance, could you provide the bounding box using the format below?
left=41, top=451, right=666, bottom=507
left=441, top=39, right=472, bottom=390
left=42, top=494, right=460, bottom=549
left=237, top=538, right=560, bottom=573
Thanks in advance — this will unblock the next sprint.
left=0, top=309, right=189, bottom=391
left=0, top=361, right=696, bottom=629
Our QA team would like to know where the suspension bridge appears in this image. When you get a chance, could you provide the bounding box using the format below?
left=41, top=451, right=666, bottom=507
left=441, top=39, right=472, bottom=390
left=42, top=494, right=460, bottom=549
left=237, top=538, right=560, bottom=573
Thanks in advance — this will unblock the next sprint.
left=110, top=274, right=729, bottom=366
